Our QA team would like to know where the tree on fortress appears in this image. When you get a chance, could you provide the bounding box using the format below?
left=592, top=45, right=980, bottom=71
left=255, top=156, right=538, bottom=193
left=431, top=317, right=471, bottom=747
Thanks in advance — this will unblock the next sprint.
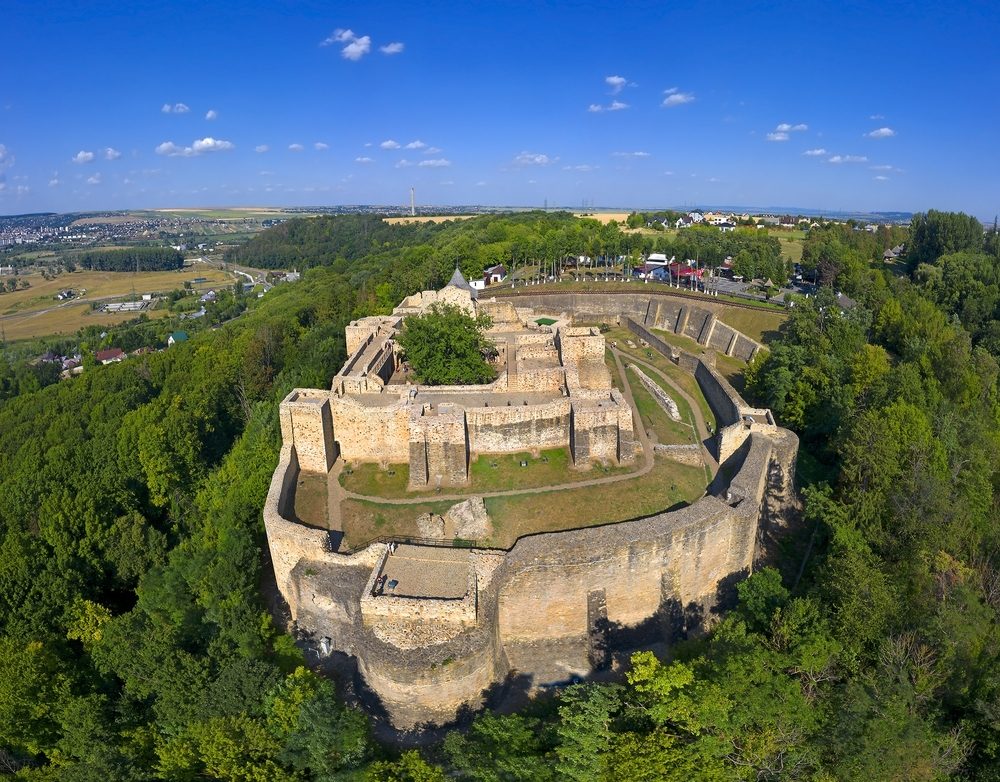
left=398, top=304, right=497, bottom=385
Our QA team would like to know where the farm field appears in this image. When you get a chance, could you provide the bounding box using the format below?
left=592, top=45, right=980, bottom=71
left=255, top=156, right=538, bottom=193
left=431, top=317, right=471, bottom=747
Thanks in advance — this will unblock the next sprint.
left=0, top=265, right=233, bottom=341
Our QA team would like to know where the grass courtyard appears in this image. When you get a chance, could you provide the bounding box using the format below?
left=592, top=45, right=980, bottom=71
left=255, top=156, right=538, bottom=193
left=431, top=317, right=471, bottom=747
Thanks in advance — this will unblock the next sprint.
left=340, top=446, right=637, bottom=500
left=339, top=453, right=708, bottom=550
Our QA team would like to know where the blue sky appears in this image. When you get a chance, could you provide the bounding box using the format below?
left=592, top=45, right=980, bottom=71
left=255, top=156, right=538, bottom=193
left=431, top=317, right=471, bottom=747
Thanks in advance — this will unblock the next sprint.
left=2, top=0, right=998, bottom=218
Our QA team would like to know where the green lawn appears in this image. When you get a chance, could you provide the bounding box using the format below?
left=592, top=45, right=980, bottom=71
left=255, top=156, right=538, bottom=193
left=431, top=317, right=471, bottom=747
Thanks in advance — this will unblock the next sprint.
left=626, top=367, right=698, bottom=446
left=483, top=455, right=707, bottom=547
left=605, top=327, right=716, bottom=430
left=340, top=453, right=708, bottom=550
left=714, top=308, right=787, bottom=344
left=340, top=447, right=636, bottom=500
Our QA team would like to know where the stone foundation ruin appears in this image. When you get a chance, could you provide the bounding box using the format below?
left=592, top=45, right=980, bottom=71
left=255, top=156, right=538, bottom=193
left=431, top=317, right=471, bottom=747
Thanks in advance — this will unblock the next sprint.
left=264, top=284, right=799, bottom=730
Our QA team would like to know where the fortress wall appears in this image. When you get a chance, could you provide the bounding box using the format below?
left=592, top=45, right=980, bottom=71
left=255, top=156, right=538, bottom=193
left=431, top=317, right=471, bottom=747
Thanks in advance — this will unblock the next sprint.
left=508, top=363, right=565, bottom=393
left=332, top=398, right=410, bottom=463
left=497, top=498, right=743, bottom=644
left=708, top=320, right=737, bottom=353
left=410, top=409, right=468, bottom=486
left=356, top=616, right=504, bottom=729
left=263, top=445, right=383, bottom=618
left=694, top=361, right=744, bottom=426
left=571, top=402, right=623, bottom=462
left=732, top=333, right=761, bottom=362
left=682, top=307, right=712, bottom=342
left=624, top=318, right=678, bottom=362
left=466, top=399, right=571, bottom=454
left=559, top=328, right=605, bottom=362
left=478, top=298, right=520, bottom=327
left=614, top=388, right=637, bottom=462
left=280, top=390, right=336, bottom=473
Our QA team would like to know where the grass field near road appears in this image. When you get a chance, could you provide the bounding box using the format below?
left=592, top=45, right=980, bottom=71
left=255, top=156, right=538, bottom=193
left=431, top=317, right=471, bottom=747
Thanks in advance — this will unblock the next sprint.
left=0, top=266, right=233, bottom=341
left=714, top=307, right=786, bottom=344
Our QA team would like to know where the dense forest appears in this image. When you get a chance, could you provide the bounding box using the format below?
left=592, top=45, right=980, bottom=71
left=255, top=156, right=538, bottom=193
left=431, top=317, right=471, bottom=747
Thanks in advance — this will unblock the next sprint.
left=78, top=246, right=183, bottom=272
left=3, top=210, right=1000, bottom=779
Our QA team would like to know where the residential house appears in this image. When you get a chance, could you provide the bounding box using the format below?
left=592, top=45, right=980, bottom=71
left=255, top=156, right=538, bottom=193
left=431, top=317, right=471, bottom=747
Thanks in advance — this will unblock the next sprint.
left=95, top=348, right=125, bottom=365
left=168, top=331, right=189, bottom=347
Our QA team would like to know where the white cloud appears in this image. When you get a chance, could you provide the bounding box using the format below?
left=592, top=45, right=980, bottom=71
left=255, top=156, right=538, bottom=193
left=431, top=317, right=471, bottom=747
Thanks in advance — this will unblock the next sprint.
left=662, top=88, right=694, bottom=107
left=866, top=127, right=896, bottom=139
left=663, top=170, right=675, bottom=176
left=104, top=147, right=121, bottom=160
left=766, top=132, right=789, bottom=142
left=476, top=181, right=486, bottom=186
left=155, top=137, right=235, bottom=157
left=0, top=144, right=14, bottom=171
left=418, top=158, right=450, bottom=167
left=424, top=146, right=442, bottom=154
left=775, top=122, right=808, bottom=132
left=395, top=159, right=412, bottom=168
left=86, top=173, right=102, bottom=185
left=49, top=177, right=59, bottom=187
left=321, top=28, right=372, bottom=60
left=288, top=143, right=304, bottom=152
left=803, top=148, right=828, bottom=156
left=590, top=100, right=629, bottom=112
left=870, top=164, right=894, bottom=171
left=314, top=142, right=329, bottom=150
left=440, top=180, right=454, bottom=185
left=72, top=150, right=95, bottom=164
left=828, top=154, right=868, bottom=164
left=380, top=139, right=400, bottom=150
left=380, top=42, right=404, bottom=54
left=161, top=102, right=190, bottom=114
left=405, top=140, right=427, bottom=149
left=255, top=144, right=270, bottom=153
left=205, top=109, right=218, bottom=120
left=563, top=164, right=597, bottom=172
left=513, top=151, right=554, bottom=166
left=605, top=75, right=627, bottom=94
left=612, top=151, right=650, bottom=158
left=870, top=114, right=885, bottom=120
left=355, top=156, right=374, bottom=163
left=874, top=175, right=889, bottom=181
left=321, top=28, right=357, bottom=46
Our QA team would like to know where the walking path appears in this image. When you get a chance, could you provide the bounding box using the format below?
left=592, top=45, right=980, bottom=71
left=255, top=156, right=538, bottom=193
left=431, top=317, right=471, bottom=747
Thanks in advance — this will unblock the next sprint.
left=616, top=350, right=719, bottom=479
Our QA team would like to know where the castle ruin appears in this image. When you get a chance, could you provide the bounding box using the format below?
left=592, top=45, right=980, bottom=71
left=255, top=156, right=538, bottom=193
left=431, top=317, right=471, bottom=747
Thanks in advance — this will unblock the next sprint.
left=265, top=280, right=798, bottom=730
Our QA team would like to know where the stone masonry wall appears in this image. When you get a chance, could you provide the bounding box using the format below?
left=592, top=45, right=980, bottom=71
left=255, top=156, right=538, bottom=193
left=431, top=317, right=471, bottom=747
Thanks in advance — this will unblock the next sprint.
left=331, top=396, right=410, bottom=463
left=409, top=406, right=468, bottom=487
left=279, top=389, right=336, bottom=473
left=466, top=399, right=571, bottom=454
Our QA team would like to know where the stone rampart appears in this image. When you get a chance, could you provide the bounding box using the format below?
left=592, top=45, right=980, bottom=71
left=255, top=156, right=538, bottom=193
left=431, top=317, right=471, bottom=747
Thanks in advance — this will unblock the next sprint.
left=500, top=292, right=767, bottom=361
left=265, top=291, right=798, bottom=730
left=279, top=389, right=336, bottom=473
left=466, top=399, right=571, bottom=454
left=331, top=395, right=411, bottom=464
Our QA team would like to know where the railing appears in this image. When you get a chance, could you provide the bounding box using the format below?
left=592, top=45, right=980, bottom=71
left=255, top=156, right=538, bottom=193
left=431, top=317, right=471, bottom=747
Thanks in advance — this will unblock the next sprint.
left=331, top=532, right=504, bottom=555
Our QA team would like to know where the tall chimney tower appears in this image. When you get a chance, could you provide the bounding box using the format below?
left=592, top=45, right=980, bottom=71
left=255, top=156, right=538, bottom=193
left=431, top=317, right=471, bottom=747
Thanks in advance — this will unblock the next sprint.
left=410, top=187, right=415, bottom=217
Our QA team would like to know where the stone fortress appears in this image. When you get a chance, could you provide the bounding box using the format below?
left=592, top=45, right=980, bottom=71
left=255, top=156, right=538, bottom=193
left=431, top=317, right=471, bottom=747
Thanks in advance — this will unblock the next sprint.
left=282, top=267, right=636, bottom=489
left=265, top=274, right=799, bottom=730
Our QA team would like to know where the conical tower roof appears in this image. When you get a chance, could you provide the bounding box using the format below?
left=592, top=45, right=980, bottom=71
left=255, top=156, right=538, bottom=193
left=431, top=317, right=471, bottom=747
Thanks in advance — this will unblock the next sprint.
left=446, top=266, right=478, bottom=299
